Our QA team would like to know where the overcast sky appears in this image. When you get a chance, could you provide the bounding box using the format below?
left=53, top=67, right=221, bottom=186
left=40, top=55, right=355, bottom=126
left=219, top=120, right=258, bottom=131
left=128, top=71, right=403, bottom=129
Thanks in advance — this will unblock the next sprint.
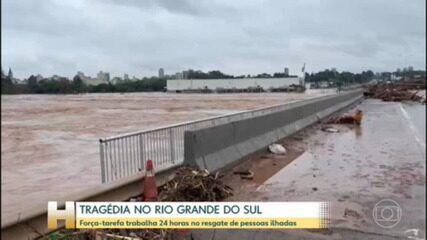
left=1, top=0, right=425, bottom=79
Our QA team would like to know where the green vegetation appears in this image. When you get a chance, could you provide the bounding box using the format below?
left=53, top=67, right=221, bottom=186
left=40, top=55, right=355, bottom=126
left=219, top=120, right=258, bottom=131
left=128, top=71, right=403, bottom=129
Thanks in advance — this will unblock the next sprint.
left=1, top=67, right=425, bottom=95
left=186, top=70, right=234, bottom=79
left=184, top=70, right=297, bottom=79
left=305, top=70, right=375, bottom=88
left=305, top=68, right=426, bottom=88
left=1, top=71, right=167, bottom=94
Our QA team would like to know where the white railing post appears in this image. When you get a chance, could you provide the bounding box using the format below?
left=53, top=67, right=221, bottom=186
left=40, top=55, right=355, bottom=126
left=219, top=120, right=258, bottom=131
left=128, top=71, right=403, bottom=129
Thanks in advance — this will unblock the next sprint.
left=99, top=140, right=106, bottom=183
left=139, top=134, right=144, bottom=171
left=170, top=128, right=175, bottom=164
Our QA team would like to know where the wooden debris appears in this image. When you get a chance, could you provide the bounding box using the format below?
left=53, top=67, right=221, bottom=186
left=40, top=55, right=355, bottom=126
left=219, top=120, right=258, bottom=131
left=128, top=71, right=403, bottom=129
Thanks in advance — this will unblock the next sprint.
left=95, top=229, right=171, bottom=240
left=327, top=110, right=364, bottom=125
left=51, top=166, right=231, bottom=239
left=159, top=166, right=233, bottom=201
left=233, top=170, right=254, bottom=180
left=364, top=81, right=426, bottom=104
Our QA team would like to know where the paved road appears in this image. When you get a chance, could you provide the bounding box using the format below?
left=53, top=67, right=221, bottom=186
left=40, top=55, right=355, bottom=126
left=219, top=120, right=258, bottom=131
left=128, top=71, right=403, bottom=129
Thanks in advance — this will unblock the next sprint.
left=192, top=100, right=426, bottom=240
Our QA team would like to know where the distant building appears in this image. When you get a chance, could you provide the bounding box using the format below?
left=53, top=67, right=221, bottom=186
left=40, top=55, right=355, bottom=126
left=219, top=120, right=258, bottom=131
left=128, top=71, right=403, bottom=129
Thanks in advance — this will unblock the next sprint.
left=111, top=77, right=123, bottom=84
left=391, top=74, right=401, bottom=81
left=408, top=66, right=414, bottom=72
left=97, top=71, right=110, bottom=83
left=167, top=77, right=302, bottom=93
left=183, top=70, right=192, bottom=79
left=124, top=74, right=129, bottom=81
left=331, top=68, right=337, bottom=73
left=284, top=68, right=289, bottom=76
left=77, top=71, right=94, bottom=82
left=174, top=72, right=184, bottom=79
left=77, top=71, right=107, bottom=86
left=318, top=81, right=329, bottom=88
left=15, top=79, right=26, bottom=84
left=158, top=68, right=165, bottom=78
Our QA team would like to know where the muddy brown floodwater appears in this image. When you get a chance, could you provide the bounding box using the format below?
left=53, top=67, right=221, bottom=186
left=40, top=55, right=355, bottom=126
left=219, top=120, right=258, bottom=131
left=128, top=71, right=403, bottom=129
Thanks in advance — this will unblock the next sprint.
left=1, top=90, right=334, bottom=222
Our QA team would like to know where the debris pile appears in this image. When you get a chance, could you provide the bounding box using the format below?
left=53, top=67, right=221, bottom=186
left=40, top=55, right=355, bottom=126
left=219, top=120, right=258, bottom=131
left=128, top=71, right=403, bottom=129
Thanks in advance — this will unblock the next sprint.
left=47, top=166, right=232, bottom=240
left=364, top=82, right=426, bottom=104
left=98, top=229, right=171, bottom=240
left=327, top=110, right=364, bottom=125
left=159, top=166, right=233, bottom=201
left=44, top=229, right=171, bottom=240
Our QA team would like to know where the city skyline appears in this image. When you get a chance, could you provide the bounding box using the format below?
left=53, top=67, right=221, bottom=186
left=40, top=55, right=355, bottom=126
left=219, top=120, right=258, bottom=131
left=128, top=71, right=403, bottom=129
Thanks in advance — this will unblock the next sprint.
left=2, top=65, right=421, bottom=83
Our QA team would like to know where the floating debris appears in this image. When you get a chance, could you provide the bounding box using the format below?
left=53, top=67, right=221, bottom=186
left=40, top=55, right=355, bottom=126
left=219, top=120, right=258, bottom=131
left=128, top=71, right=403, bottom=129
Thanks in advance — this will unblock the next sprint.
left=268, top=144, right=287, bottom=155
left=321, top=126, right=339, bottom=133
left=233, top=170, right=254, bottom=180
left=344, top=208, right=362, bottom=219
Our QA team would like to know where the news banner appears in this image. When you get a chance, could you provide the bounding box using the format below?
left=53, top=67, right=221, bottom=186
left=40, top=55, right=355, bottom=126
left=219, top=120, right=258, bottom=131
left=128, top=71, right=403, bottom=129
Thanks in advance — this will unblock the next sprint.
left=48, top=202, right=330, bottom=229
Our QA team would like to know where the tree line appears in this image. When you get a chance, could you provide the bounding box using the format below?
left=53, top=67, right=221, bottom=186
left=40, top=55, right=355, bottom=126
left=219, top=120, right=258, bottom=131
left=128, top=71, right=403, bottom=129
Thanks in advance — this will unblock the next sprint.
left=304, top=70, right=375, bottom=88
left=185, top=69, right=297, bottom=79
left=305, top=69, right=425, bottom=88
left=1, top=73, right=166, bottom=95
left=2, top=68, right=425, bottom=94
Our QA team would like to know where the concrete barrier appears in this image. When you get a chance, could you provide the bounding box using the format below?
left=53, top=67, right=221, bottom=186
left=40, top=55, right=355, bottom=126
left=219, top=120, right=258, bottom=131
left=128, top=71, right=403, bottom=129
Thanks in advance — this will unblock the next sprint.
left=184, top=90, right=363, bottom=172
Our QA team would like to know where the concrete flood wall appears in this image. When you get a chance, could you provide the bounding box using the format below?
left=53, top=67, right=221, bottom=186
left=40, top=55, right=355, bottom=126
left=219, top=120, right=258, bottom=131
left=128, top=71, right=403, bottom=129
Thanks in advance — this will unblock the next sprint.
left=167, top=77, right=301, bottom=92
left=184, top=90, right=363, bottom=172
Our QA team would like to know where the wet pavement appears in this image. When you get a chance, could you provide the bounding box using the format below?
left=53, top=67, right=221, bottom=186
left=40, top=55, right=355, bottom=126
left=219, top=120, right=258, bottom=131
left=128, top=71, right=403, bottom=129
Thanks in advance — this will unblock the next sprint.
left=192, top=99, right=426, bottom=239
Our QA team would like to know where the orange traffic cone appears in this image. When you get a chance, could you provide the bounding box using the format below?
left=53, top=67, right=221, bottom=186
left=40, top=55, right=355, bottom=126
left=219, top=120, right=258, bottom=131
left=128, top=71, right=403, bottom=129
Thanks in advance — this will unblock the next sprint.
left=143, top=160, right=158, bottom=201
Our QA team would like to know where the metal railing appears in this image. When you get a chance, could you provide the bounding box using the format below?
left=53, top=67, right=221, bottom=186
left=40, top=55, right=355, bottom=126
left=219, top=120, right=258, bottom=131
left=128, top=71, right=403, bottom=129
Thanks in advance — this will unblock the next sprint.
left=99, top=91, right=357, bottom=183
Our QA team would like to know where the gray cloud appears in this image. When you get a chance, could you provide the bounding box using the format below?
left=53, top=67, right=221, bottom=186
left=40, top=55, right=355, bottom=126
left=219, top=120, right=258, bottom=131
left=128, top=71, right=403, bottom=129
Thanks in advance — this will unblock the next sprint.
left=1, top=0, right=425, bottom=79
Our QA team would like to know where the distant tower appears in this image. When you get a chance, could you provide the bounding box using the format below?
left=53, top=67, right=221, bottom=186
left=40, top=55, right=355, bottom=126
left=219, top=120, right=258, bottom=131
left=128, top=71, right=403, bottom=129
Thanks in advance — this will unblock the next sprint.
left=284, top=67, right=289, bottom=77
left=158, top=68, right=165, bottom=78
left=124, top=74, right=129, bottom=81
left=8, top=68, right=13, bottom=79
left=300, top=63, right=306, bottom=86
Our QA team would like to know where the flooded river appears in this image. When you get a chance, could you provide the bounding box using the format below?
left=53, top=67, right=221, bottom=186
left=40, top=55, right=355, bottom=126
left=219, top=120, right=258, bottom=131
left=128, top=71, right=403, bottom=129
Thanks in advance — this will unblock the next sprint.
left=1, top=90, right=334, bottom=222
